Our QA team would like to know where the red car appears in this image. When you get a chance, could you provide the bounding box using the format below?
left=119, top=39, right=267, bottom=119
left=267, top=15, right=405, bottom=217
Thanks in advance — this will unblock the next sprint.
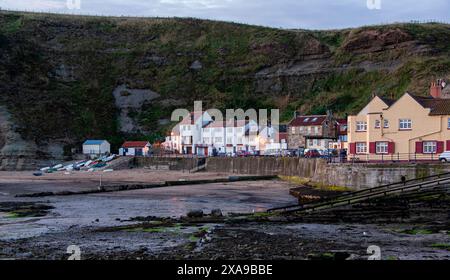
left=304, top=149, right=321, bottom=158
left=237, top=150, right=252, bottom=157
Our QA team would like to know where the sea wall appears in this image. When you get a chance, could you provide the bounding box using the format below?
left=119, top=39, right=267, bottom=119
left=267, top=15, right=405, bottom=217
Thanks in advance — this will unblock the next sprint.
left=133, top=157, right=450, bottom=190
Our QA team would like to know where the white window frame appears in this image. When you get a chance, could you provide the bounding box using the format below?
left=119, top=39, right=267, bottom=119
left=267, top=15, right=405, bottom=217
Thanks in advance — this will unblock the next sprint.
left=376, top=142, right=388, bottom=154
left=423, top=141, right=437, bottom=154
left=356, top=121, right=367, bottom=132
left=314, top=127, right=319, bottom=135
left=384, top=119, right=389, bottom=128
left=399, top=119, right=412, bottom=130
left=356, top=142, right=367, bottom=154
left=375, top=120, right=381, bottom=129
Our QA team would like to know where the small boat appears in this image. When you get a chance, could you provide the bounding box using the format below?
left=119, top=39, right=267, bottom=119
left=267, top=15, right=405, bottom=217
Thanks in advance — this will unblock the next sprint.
left=92, top=162, right=107, bottom=168
left=103, top=155, right=115, bottom=162
left=52, top=164, right=63, bottom=169
left=33, top=171, right=43, bottom=176
left=40, top=167, right=50, bottom=172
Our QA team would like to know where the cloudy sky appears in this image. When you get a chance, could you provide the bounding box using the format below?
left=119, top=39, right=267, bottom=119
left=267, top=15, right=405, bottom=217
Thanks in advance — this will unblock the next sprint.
left=0, top=0, right=448, bottom=29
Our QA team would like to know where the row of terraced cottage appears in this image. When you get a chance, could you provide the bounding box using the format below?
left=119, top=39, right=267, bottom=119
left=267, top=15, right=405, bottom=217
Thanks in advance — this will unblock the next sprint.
left=162, top=79, right=450, bottom=162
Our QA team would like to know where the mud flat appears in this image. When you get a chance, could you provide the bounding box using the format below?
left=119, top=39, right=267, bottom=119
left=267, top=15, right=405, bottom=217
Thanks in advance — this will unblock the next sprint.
left=0, top=169, right=449, bottom=260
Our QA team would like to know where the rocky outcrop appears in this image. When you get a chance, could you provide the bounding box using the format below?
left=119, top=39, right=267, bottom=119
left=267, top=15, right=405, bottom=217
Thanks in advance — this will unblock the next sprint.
left=112, top=84, right=160, bottom=134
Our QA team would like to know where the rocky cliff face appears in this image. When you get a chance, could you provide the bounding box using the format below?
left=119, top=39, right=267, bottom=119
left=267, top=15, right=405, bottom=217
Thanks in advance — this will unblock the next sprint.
left=0, top=11, right=449, bottom=169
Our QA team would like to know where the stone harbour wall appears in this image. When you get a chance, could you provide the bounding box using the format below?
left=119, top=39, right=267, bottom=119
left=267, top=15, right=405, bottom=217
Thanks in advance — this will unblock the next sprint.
left=134, top=156, right=450, bottom=190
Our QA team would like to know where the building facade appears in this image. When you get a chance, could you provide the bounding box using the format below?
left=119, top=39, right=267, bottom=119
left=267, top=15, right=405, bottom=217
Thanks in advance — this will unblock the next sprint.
left=287, top=113, right=337, bottom=150
left=82, top=140, right=110, bottom=156
left=179, top=111, right=212, bottom=154
left=348, top=80, right=450, bottom=161
left=119, top=141, right=152, bottom=157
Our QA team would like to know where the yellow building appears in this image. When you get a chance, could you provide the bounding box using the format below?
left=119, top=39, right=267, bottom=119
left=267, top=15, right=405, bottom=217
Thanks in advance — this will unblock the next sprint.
left=348, top=81, right=450, bottom=161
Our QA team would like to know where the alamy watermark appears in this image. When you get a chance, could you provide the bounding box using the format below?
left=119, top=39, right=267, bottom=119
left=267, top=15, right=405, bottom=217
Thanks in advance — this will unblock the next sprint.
left=66, top=0, right=81, bottom=10
left=67, top=245, right=81, bottom=260
left=367, top=0, right=381, bottom=10
left=170, top=101, right=280, bottom=136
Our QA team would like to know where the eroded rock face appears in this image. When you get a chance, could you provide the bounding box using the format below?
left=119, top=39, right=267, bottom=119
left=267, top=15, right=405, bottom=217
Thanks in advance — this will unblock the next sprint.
left=0, top=106, right=37, bottom=170
left=112, top=84, right=160, bottom=134
left=342, top=28, right=413, bottom=52
left=0, top=107, right=65, bottom=170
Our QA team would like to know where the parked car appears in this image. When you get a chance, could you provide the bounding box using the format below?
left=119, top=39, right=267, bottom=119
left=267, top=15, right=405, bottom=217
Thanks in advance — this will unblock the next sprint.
left=217, top=152, right=227, bottom=157
left=264, top=149, right=283, bottom=157
left=438, top=151, right=450, bottom=162
left=236, top=151, right=252, bottom=157
left=304, top=149, right=321, bottom=158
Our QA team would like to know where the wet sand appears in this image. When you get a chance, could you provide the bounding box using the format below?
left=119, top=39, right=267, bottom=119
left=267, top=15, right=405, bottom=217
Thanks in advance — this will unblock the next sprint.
left=0, top=170, right=449, bottom=260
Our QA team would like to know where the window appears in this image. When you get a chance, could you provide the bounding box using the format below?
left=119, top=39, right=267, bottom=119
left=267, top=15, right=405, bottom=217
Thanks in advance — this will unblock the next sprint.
left=308, top=139, right=313, bottom=146
left=215, top=137, right=222, bottom=143
left=356, top=142, right=367, bottom=154
left=375, top=120, right=381, bottom=129
left=237, top=137, right=243, bottom=144
left=304, top=118, right=310, bottom=122
left=312, top=117, right=318, bottom=122
left=313, top=139, right=318, bottom=146
left=356, top=121, right=367, bottom=132
left=314, top=126, right=319, bottom=135
left=291, top=127, right=296, bottom=134
left=423, top=141, right=437, bottom=154
left=384, top=119, right=389, bottom=128
left=226, top=137, right=232, bottom=143
left=376, top=142, right=388, bottom=154
left=399, top=119, right=412, bottom=130
left=227, top=127, right=233, bottom=133
left=448, top=118, right=450, bottom=129
left=204, top=128, right=210, bottom=133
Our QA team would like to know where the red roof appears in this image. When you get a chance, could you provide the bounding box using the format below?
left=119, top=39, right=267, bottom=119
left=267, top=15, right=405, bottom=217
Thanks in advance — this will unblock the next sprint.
left=122, top=141, right=150, bottom=148
left=289, top=115, right=327, bottom=127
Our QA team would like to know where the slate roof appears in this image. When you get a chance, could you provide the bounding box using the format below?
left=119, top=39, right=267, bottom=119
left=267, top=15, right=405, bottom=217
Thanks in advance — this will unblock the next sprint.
left=83, top=140, right=107, bottom=145
left=410, top=94, right=450, bottom=115
left=288, top=115, right=327, bottom=127
left=378, top=96, right=396, bottom=107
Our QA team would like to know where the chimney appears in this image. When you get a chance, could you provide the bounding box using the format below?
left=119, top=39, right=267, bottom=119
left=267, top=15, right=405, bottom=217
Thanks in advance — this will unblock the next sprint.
left=430, top=79, right=442, bottom=99
left=294, top=111, right=301, bottom=119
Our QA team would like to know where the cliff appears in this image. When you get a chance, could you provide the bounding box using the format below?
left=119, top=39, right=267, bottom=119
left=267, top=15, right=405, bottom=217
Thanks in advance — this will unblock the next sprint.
left=1, top=11, right=450, bottom=169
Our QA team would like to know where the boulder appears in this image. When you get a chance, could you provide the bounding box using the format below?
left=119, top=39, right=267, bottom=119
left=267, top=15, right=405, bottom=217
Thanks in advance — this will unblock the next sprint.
left=210, top=209, right=223, bottom=217
left=187, top=209, right=204, bottom=218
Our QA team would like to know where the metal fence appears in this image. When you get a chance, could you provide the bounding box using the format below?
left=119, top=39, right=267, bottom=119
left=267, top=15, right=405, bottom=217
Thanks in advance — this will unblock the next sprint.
left=344, top=153, right=443, bottom=164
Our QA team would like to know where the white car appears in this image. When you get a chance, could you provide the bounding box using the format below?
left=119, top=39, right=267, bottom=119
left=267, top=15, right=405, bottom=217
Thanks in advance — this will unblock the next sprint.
left=438, top=151, right=450, bottom=162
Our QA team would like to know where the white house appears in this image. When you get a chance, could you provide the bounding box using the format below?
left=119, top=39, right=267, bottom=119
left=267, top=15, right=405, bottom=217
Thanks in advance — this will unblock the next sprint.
left=82, top=140, right=110, bottom=156
left=199, top=119, right=260, bottom=156
left=200, top=120, right=225, bottom=156
left=179, top=111, right=212, bottom=154
left=119, top=141, right=151, bottom=157
left=163, top=123, right=181, bottom=153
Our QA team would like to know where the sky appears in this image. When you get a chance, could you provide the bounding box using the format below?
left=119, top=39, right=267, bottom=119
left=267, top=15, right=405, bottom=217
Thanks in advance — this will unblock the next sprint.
left=0, top=0, right=449, bottom=29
